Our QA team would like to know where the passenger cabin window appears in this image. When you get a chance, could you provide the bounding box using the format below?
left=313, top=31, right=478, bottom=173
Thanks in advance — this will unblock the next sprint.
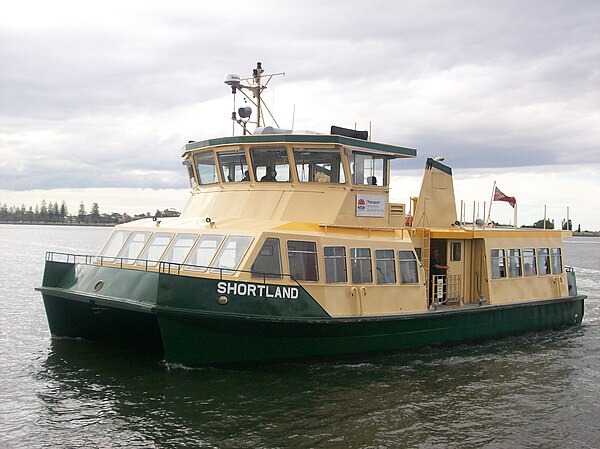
left=194, top=151, right=218, bottom=185
left=398, top=251, right=419, bottom=284
left=293, top=148, right=345, bottom=183
left=251, top=238, right=282, bottom=278
left=136, top=232, right=174, bottom=267
left=351, top=248, right=372, bottom=284
left=375, top=249, right=396, bottom=284
left=537, top=248, right=551, bottom=275
left=287, top=241, right=318, bottom=281
left=250, top=147, right=291, bottom=182
left=98, top=230, right=131, bottom=260
left=162, top=233, right=198, bottom=264
left=184, top=234, right=224, bottom=271
left=491, top=249, right=506, bottom=279
left=117, top=231, right=151, bottom=264
left=508, top=248, right=522, bottom=278
left=523, top=248, right=537, bottom=276
left=551, top=248, right=563, bottom=274
left=218, top=150, right=249, bottom=182
left=351, top=152, right=388, bottom=186
left=210, top=235, right=253, bottom=274
left=324, top=246, right=347, bottom=283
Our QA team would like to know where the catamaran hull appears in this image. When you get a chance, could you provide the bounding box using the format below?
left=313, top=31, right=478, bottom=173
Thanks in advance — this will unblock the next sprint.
left=41, top=293, right=163, bottom=346
left=155, top=296, right=584, bottom=366
left=37, top=261, right=585, bottom=367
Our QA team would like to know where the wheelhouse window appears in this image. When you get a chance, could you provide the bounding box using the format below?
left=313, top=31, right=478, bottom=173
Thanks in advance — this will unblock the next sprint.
left=250, top=147, right=291, bottom=182
left=508, top=248, right=522, bottom=278
left=398, top=250, right=419, bottom=284
left=98, top=230, right=131, bottom=259
left=551, top=248, right=563, bottom=274
left=193, top=151, right=218, bottom=185
left=351, top=248, right=372, bottom=284
left=183, top=159, right=197, bottom=188
left=183, top=234, right=224, bottom=271
left=136, top=232, right=174, bottom=267
left=251, top=238, right=282, bottom=278
left=162, top=233, right=198, bottom=264
left=324, top=246, right=347, bottom=283
left=116, top=231, right=152, bottom=264
left=210, top=235, right=253, bottom=274
left=537, top=248, right=551, bottom=275
left=350, top=151, right=388, bottom=186
left=491, top=249, right=506, bottom=279
left=523, top=248, right=537, bottom=276
left=375, top=249, right=396, bottom=284
left=218, top=149, right=249, bottom=182
left=293, top=148, right=345, bottom=183
left=287, top=240, right=318, bottom=281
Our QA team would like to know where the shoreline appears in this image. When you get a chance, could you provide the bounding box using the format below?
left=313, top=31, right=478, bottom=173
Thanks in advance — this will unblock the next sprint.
left=0, top=221, right=114, bottom=227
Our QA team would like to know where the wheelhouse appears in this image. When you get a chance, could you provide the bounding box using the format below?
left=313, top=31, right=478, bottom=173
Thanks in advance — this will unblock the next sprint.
left=182, top=133, right=416, bottom=188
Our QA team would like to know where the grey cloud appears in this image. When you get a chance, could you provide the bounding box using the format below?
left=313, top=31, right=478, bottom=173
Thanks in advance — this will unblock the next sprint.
left=1, top=0, right=598, bottom=190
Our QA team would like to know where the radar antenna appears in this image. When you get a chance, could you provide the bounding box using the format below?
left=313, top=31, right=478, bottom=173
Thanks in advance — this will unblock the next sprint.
left=224, top=62, right=285, bottom=135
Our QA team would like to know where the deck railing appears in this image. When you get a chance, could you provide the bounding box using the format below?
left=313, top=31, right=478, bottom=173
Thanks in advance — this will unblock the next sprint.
left=44, top=251, right=303, bottom=287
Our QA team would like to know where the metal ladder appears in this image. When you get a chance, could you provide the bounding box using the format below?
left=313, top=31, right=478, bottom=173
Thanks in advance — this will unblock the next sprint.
left=418, top=228, right=431, bottom=301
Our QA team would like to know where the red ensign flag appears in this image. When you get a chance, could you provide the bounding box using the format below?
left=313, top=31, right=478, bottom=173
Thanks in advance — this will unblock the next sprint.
left=493, top=187, right=516, bottom=208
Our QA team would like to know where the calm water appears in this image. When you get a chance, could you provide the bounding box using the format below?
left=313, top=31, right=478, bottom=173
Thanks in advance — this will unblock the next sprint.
left=1, top=225, right=598, bottom=449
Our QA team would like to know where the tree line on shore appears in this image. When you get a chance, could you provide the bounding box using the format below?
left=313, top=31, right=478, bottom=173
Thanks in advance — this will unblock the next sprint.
left=0, top=200, right=179, bottom=225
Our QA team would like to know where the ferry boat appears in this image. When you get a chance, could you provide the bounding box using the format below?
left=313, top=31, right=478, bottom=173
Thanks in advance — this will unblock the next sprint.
left=37, top=63, right=586, bottom=367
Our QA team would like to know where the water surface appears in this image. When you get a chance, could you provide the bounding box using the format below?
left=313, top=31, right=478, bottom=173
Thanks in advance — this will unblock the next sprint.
left=1, top=226, right=598, bottom=448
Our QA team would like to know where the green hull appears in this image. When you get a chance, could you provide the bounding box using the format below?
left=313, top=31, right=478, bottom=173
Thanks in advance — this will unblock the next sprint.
left=156, top=296, right=584, bottom=366
left=38, top=260, right=585, bottom=367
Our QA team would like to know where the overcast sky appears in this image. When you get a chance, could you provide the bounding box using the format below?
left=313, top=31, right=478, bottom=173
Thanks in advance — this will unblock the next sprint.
left=1, top=0, right=599, bottom=229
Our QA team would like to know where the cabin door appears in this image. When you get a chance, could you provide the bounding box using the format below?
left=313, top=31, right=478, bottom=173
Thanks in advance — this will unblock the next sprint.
left=446, top=240, right=465, bottom=304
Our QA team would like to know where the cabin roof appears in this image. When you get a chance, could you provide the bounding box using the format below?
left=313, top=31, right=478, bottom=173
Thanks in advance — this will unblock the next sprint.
left=182, top=134, right=417, bottom=158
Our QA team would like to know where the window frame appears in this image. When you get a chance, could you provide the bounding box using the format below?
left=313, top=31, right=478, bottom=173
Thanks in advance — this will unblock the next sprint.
left=551, top=247, right=563, bottom=274
left=98, top=230, right=132, bottom=261
left=507, top=248, right=522, bottom=278
left=209, top=235, right=254, bottom=275
left=161, top=233, right=199, bottom=265
left=398, top=250, right=419, bottom=284
left=491, top=248, right=507, bottom=279
left=293, top=147, right=346, bottom=184
left=350, top=247, right=373, bottom=284
left=116, top=231, right=152, bottom=265
left=136, top=232, right=175, bottom=267
left=251, top=237, right=283, bottom=279
left=250, top=146, right=292, bottom=182
left=523, top=248, right=537, bottom=277
left=182, top=234, right=225, bottom=272
left=350, top=151, right=389, bottom=186
left=287, top=240, right=319, bottom=282
left=537, top=247, right=551, bottom=275
left=375, top=249, right=397, bottom=285
left=324, top=246, right=348, bottom=283
left=193, top=150, right=219, bottom=185
left=217, top=148, right=250, bottom=183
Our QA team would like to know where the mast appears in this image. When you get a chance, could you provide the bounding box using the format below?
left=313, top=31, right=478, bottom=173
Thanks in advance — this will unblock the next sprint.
left=224, top=62, right=285, bottom=135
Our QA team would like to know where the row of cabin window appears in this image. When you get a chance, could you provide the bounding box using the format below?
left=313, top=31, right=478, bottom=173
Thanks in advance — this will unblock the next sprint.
left=190, top=147, right=388, bottom=187
left=99, top=230, right=253, bottom=274
left=254, top=239, right=420, bottom=285
left=98, top=230, right=420, bottom=285
left=490, top=247, right=562, bottom=279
